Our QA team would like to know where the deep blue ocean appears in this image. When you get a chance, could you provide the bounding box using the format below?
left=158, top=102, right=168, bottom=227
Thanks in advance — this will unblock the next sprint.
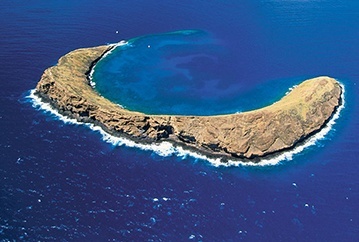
left=1, top=0, right=359, bottom=241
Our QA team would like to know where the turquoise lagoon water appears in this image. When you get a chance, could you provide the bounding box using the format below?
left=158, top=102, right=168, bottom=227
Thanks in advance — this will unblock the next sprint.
left=1, top=0, right=358, bottom=241
left=92, top=30, right=301, bottom=115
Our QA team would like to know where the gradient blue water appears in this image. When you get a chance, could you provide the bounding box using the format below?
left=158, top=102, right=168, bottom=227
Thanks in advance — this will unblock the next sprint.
left=92, top=30, right=304, bottom=115
left=1, top=0, right=358, bottom=241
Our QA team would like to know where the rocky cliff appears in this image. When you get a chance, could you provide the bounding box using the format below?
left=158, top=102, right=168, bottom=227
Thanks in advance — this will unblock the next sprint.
left=35, top=44, right=342, bottom=160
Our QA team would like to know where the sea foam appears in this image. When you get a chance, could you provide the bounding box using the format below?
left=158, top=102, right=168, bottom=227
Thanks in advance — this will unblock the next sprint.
left=28, top=82, right=345, bottom=167
left=89, top=40, right=128, bottom=88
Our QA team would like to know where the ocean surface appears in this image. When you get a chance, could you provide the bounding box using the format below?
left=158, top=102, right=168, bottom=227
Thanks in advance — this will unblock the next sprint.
left=1, top=0, right=358, bottom=241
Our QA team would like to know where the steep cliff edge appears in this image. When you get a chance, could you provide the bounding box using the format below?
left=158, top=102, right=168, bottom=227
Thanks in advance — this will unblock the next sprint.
left=35, top=45, right=342, bottom=160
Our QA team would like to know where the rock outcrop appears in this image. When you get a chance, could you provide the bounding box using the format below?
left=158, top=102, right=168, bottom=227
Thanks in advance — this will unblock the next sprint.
left=35, top=44, right=342, bottom=160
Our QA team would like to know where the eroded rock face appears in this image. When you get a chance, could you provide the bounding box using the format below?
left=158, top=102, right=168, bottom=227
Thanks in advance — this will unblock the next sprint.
left=35, top=45, right=342, bottom=160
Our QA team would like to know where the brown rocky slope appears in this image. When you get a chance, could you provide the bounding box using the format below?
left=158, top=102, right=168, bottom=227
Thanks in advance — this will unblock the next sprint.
left=35, top=44, right=342, bottom=160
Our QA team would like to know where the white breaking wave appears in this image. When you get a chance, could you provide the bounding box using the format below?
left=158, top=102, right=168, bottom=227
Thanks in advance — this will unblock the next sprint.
left=28, top=82, right=345, bottom=167
left=88, top=40, right=128, bottom=88
left=285, top=85, right=298, bottom=95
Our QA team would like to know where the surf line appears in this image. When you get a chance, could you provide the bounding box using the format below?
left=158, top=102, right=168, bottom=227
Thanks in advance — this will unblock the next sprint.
left=88, top=40, right=128, bottom=88
left=27, top=82, right=345, bottom=167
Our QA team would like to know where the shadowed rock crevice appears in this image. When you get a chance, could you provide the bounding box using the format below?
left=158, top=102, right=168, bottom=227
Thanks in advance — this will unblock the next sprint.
left=35, top=44, right=342, bottom=161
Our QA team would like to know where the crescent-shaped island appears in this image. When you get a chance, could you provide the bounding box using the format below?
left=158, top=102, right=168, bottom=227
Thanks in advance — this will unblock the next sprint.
left=35, top=44, right=342, bottom=162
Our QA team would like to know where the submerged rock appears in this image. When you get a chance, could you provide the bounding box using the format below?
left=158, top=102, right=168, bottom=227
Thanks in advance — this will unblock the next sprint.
left=35, top=44, right=342, bottom=160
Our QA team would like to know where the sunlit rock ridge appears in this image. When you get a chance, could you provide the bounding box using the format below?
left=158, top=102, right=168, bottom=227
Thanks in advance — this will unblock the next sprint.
left=35, top=44, right=342, bottom=161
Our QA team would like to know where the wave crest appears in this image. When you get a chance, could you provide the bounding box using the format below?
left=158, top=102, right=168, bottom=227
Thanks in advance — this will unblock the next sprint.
left=28, top=83, right=345, bottom=167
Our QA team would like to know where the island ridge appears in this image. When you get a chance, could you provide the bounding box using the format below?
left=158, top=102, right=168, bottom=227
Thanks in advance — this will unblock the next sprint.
left=35, top=44, right=342, bottom=161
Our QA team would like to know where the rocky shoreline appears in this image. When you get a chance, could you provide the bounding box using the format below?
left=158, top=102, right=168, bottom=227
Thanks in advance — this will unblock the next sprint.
left=35, top=44, right=342, bottom=161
